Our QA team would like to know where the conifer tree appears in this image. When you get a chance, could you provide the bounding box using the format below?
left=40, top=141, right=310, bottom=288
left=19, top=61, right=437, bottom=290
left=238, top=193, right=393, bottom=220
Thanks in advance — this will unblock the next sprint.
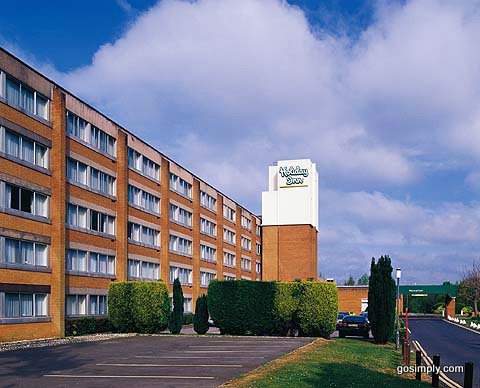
left=168, top=278, right=184, bottom=334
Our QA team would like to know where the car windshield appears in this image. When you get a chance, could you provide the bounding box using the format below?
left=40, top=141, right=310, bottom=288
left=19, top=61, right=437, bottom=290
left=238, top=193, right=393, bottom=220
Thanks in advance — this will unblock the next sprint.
left=343, top=316, right=366, bottom=323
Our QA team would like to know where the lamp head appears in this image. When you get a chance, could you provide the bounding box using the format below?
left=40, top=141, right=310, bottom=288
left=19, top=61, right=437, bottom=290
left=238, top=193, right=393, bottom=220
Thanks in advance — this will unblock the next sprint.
left=396, top=268, right=402, bottom=280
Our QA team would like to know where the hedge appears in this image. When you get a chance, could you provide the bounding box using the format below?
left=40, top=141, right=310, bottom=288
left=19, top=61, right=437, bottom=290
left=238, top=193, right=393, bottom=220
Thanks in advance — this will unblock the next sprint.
left=108, top=281, right=170, bottom=333
left=65, top=317, right=112, bottom=336
left=208, top=280, right=338, bottom=337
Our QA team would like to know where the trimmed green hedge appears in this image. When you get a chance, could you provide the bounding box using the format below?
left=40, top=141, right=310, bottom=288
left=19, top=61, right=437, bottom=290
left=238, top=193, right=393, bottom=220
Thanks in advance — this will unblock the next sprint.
left=108, top=281, right=170, bottom=333
left=208, top=280, right=338, bottom=337
left=65, top=317, right=112, bottom=336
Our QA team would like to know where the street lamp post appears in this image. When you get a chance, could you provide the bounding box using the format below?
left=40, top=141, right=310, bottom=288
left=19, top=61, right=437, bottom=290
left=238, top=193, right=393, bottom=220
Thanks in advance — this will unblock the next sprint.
left=395, top=268, right=401, bottom=350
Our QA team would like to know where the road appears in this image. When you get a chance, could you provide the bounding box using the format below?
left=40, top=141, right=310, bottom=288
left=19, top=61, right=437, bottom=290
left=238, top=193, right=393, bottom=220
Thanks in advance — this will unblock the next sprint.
left=0, top=335, right=313, bottom=387
left=409, top=319, right=480, bottom=387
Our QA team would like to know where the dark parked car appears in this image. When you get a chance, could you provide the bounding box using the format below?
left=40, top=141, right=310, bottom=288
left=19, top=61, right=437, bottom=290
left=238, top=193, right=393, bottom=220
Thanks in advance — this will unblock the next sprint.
left=337, top=311, right=350, bottom=323
left=337, top=315, right=370, bottom=339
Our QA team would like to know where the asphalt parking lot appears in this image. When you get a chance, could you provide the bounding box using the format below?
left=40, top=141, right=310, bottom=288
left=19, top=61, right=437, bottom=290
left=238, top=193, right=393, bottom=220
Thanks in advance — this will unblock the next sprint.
left=0, top=335, right=314, bottom=387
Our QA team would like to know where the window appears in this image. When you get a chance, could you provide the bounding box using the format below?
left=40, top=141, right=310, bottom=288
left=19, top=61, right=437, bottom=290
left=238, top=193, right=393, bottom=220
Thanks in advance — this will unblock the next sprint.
left=184, top=298, right=192, bottom=313
left=5, top=76, right=49, bottom=120
left=66, top=158, right=88, bottom=185
left=3, top=237, right=48, bottom=267
left=223, top=251, right=236, bottom=268
left=256, top=224, right=261, bottom=236
left=241, top=216, right=251, bottom=231
left=200, top=244, right=216, bottom=263
left=89, top=295, right=108, bottom=316
left=256, top=243, right=261, bottom=255
left=241, top=236, right=252, bottom=251
left=169, top=203, right=192, bottom=227
left=67, top=204, right=115, bottom=236
left=241, top=257, right=252, bottom=271
left=128, top=185, right=160, bottom=214
left=127, top=222, right=160, bottom=247
left=200, top=217, right=216, bottom=237
left=67, top=157, right=116, bottom=196
left=224, top=274, right=236, bottom=281
left=66, top=111, right=116, bottom=157
left=2, top=128, right=49, bottom=169
left=200, top=271, right=216, bottom=288
left=128, top=148, right=160, bottom=181
left=256, top=261, right=262, bottom=275
left=90, top=167, right=115, bottom=196
left=200, top=191, right=216, bottom=211
left=223, top=228, right=236, bottom=245
left=4, top=293, right=48, bottom=318
left=127, top=258, right=160, bottom=281
left=66, top=294, right=106, bottom=316
left=3, top=182, right=49, bottom=218
left=169, top=235, right=192, bottom=256
left=169, top=173, right=192, bottom=198
left=169, top=266, right=192, bottom=286
left=223, top=204, right=236, bottom=222
left=66, top=249, right=115, bottom=276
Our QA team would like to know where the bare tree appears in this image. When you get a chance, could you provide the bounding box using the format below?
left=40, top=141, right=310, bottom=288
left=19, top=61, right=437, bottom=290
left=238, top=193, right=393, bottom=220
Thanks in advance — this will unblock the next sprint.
left=460, top=260, right=480, bottom=317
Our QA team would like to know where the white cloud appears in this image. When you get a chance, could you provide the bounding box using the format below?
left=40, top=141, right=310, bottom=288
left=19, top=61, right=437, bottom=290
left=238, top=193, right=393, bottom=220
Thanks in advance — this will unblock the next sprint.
left=31, top=0, right=480, bottom=283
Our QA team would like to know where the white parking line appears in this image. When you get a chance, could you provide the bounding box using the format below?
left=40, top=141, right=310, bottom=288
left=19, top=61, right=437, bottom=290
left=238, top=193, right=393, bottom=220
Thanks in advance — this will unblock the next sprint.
left=134, top=355, right=265, bottom=359
left=184, top=350, right=265, bottom=353
left=44, top=375, right=215, bottom=379
left=189, top=345, right=292, bottom=348
left=97, top=363, right=242, bottom=368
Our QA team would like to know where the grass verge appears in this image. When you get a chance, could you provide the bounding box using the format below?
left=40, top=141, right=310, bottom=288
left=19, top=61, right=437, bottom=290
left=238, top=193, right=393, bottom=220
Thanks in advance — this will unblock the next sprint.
left=223, top=338, right=429, bottom=387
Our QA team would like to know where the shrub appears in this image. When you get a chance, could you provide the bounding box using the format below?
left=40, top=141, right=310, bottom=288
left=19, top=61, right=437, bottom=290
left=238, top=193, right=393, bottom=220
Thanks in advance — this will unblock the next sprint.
left=108, top=281, right=170, bottom=333
left=65, top=317, right=112, bottom=336
left=194, top=294, right=209, bottom=334
left=208, top=280, right=338, bottom=338
left=208, top=280, right=277, bottom=335
left=368, top=256, right=396, bottom=344
left=169, top=278, right=184, bottom=334
left=131, top=282, right=170, bottom=333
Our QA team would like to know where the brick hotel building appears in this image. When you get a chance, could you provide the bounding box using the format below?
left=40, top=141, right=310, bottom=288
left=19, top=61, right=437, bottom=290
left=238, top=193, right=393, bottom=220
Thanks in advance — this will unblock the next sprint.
left=0, top=49, right=262, bottom=342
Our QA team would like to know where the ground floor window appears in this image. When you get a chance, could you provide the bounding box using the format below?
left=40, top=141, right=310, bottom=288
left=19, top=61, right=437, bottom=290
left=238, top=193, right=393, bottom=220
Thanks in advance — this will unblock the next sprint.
left=3, top=293, right=48, bottom=318
left=66, top=294, right=107, bottom=317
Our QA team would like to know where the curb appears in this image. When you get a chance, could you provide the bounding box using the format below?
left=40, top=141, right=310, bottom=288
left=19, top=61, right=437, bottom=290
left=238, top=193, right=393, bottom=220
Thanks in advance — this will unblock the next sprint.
left=443, top=319, right=480, bottom=335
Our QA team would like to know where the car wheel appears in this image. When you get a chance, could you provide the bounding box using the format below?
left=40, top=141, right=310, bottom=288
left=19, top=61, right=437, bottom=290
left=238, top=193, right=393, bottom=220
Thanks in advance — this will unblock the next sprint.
left=364, top=333, right=369, bottom=339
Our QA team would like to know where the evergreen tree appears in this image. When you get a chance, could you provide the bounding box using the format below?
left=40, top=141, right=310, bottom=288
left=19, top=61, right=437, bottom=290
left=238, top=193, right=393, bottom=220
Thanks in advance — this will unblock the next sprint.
left=368, top=256, right=395, bottom=344
left=357, top=273, right=369, bottom=285
left=168, top=278, right=184, bottom=334
left=344, top=276, right=355, bottom=286
left=193, top=294, right=209, bottom=334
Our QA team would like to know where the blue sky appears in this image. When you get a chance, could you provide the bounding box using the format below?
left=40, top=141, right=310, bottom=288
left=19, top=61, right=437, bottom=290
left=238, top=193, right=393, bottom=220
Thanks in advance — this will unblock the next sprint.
left=2, top=0, right=480, bottom=284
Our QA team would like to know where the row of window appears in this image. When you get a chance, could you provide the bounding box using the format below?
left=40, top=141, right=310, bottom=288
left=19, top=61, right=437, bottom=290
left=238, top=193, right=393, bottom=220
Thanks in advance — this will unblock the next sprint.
left=67, top=203, right=116, bottom=236
left=1, top=292, right=48, bottom=318
left=241, top=236, right=252, bottom=251
left=169, top=266, right=192, bottom=286
left=66, top=294, right=107, bottom=316
left=1, top=72, right=49, bottom=120
left=200, top=191, right=216, bottom=212
left=1, top=127, right=49, bottom=169
left=223, top=228, right=236, bottom=245
left=0, top=236, right=48, bottom=267
left=223, top=204, right=236, bottom=222
left=67, top=157, right=116, bottom=197
left=128, top=222, right=160, bottom=248
left=200, top=271, right=216, bottom=288
left=66, top=249, right=115, bottom=275
left=2, top=181, right=49, bottom=218
left=127, top=259, right=160, bottom=281
left=169, top=235, right=192, bottom=256
left=169, top=203, right=192, bottom=227
left=66, top=111, right=116, bottom=157
left=128, top=185, right=160, bottom=214
left=128, top=148, right=160, bottom=181
left=200, top=217, right=216, bottom=237
left=200, top=244, right=216, bottom=263
left=170, top=173, right=192, bottom=198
